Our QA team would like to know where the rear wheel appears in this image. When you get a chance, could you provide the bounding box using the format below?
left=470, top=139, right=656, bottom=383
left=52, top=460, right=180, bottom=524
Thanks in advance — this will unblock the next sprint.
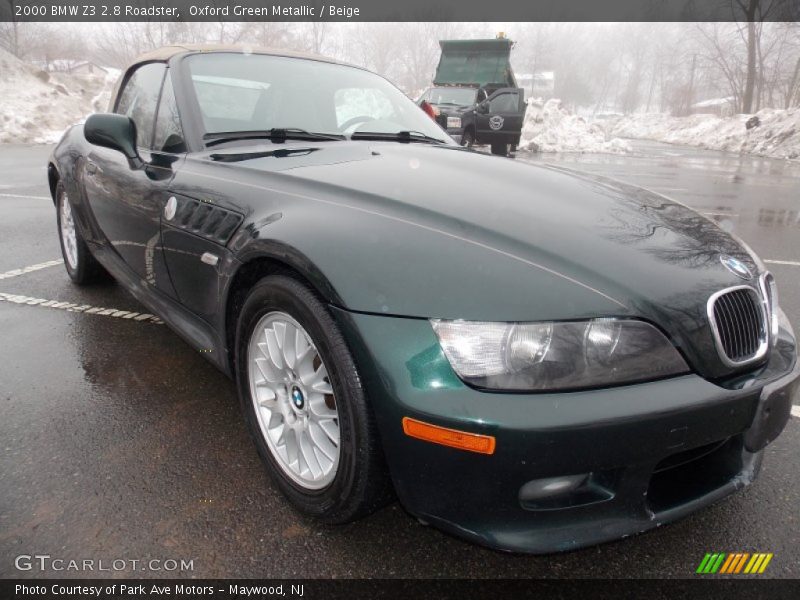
left=491, top=142, right=509, bottom=156
left=235, top=274, right=392, bottom=523
left=56, top=182, right=107, bottom=284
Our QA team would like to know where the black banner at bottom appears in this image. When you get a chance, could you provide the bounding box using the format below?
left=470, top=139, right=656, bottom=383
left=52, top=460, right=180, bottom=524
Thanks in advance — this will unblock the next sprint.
left=2, top=579, right=800, bottom=600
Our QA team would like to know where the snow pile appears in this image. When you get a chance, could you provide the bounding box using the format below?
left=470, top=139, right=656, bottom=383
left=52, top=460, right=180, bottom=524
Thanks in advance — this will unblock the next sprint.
left=0, top=48, right=117, bottom=144
left=605, top=109, right=800, bottom=160
left=519, top=98, right=631, bottom=154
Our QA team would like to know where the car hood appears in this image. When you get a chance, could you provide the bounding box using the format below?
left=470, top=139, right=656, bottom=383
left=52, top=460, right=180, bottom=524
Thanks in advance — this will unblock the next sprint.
left=207, top=142, right=763, bottom=378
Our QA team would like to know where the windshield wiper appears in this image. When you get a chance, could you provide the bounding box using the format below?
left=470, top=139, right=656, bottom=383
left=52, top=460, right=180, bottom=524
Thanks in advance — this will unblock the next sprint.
left=350, top=130, right=446, bottom=144
left=204, top=128, right=345, bottom=147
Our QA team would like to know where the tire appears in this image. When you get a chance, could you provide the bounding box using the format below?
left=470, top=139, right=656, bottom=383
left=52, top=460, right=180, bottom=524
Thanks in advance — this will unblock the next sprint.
left=461, top=128, right=475, bottom=148
left=235, top=273, right=392, bottom=523
left=55, top=181, right=108, bottom=284
left=491, top=142, right=509, bottom=156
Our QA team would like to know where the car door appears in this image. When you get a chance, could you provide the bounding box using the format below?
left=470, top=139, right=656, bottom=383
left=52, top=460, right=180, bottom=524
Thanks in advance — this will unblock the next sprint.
left=81, top=61, right=175, bottom=292
left=156, top=74, right=241, bottom=322
left=475, top=88, right=525, bottom=143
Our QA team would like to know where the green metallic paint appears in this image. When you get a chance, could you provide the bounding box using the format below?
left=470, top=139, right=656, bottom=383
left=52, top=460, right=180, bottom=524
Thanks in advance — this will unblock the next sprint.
left=405, top=343, right=463, bottom=392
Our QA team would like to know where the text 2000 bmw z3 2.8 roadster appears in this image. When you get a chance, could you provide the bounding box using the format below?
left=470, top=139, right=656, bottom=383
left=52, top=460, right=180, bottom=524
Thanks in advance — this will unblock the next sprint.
left=48, top=45, right=799, bottom=553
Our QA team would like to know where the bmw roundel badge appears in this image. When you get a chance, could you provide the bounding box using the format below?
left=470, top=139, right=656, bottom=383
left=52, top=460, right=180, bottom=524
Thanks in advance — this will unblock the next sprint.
left=720, top=254, right=753, bottom=280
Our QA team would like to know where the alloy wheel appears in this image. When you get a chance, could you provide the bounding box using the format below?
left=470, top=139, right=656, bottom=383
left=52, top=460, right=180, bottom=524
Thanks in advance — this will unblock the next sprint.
left=247, top=311, right=340, bottom=489
left=60, top=193, right=79, bottom=269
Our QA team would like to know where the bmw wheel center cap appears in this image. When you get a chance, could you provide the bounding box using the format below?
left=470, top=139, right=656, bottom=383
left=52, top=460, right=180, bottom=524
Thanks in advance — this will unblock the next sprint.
left=291, top=386, right=305, bottom=410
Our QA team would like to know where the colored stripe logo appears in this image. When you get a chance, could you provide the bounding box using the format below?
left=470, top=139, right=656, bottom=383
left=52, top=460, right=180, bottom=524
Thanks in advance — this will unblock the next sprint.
left=696, top=552, right=773, bottom=574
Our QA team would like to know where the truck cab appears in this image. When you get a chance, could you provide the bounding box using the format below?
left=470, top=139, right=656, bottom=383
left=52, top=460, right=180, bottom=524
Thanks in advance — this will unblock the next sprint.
left=418, top=37, right=526, bottom=156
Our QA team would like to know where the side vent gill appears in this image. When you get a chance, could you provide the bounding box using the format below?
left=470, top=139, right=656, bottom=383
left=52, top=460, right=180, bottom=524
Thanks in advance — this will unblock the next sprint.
left=169, top=197, right=243, bottom=245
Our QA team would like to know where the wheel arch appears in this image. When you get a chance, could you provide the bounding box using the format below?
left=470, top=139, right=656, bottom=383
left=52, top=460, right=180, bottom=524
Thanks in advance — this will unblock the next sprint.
left=223, top=247, right=344, bottom=375
left=47, top=162, right=60, bottom=204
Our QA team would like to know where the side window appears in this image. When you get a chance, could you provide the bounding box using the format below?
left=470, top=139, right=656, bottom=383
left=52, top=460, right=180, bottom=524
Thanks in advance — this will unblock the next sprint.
left=489, top=91, right=519, bottom=113
left=115, top=62, right=166, bottom=149
left=153, top=74, right=186, bottom=153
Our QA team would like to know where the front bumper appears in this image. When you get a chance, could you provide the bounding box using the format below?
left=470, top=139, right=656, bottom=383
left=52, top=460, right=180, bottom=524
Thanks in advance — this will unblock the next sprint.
left=335, top=308, right=799, bottom=553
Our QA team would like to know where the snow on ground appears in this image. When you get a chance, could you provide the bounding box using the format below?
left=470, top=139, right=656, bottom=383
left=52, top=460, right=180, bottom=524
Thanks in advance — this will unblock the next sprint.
left=0, top=48, right=117, bottom=144
left=604, top=109, right=800, bottom=161
left=519, top=98, right=632, bottom=154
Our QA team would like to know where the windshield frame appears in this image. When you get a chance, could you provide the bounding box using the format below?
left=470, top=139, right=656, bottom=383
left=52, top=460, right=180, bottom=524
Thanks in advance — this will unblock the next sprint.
left=172, top=51, right=455, bottom=151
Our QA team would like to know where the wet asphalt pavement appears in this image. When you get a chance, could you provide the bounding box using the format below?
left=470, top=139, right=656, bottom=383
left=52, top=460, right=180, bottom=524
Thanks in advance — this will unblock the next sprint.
left=1, top=140, right=799, bottom=579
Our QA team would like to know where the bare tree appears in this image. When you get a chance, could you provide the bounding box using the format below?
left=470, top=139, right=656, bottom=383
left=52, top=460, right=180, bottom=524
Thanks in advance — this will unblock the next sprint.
left=787, top=55, right=800, bottom=107
left=344, top=23, right=398, bottom=78
left=0, top=0, right=20, bottom=57
left=246, top=22, right=293, bottom=49
left=394, top=22, right=469, bottom=94
left=734, top=0, right=761, bottom=113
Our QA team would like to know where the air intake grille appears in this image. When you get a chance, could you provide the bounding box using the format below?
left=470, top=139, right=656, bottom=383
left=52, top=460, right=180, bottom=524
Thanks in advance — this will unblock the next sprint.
left=710, top=287, right=766, bottom=365
left=170, top=197, right=243, bottom=245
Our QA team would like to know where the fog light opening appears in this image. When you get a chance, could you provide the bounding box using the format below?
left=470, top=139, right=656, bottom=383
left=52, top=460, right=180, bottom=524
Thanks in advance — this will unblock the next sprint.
left=519, top=472, right=616, bottom=511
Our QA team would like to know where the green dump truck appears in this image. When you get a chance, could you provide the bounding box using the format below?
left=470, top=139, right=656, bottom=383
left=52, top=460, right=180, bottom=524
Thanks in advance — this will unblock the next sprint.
left=418, top=36, right=526, bottom=155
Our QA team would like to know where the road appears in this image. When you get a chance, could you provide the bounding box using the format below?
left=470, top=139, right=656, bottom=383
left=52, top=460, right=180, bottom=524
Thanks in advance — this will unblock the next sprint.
left=1, top=140, right=799, bottom=578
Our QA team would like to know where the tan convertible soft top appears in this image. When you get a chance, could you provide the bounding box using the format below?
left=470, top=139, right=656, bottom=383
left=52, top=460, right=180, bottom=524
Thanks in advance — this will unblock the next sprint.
left=130, top=43, right=355, bottom=68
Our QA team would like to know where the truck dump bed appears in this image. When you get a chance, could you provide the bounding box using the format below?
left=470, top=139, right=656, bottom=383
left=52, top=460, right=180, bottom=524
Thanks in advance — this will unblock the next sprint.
left=433, top=39, right=517, bottom=88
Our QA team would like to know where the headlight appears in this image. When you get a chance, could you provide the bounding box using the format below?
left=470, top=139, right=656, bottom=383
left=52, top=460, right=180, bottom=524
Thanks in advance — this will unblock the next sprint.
left=430, top=318, right=689, bottom=391
left=446, top=116, right=462, bottom=129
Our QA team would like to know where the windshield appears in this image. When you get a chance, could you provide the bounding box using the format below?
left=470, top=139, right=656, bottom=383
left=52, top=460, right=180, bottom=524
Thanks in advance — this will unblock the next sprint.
left=185, top=53, right=451, bottom=142
left=425, top=87, right=478, bottom=106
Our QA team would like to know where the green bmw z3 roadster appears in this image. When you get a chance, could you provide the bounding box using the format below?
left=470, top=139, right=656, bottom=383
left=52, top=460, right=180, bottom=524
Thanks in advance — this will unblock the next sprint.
left=47, top=45, right=799, bottom=552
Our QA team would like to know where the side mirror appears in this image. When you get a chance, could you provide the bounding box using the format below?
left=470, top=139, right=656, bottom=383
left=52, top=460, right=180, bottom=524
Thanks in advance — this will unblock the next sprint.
left=84, top=113, right=142, bottom=168
left=477, top=103, right=490, bottom=114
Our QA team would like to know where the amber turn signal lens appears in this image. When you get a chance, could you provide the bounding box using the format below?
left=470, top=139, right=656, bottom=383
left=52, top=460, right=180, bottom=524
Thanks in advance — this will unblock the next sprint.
left=402, top=417, right=496, bottom=455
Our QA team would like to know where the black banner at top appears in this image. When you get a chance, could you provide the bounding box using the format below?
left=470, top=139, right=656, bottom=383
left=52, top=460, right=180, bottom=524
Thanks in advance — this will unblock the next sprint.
left=2, top=0, right=799, bottom=22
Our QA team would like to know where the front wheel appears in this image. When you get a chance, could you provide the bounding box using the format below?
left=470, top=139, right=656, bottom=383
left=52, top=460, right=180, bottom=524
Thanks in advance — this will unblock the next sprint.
left=55, top=181, right=108, bottom=284
left=461, top=128, right=475, bottom=148
left=235, top=274, right=392, bottom=523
